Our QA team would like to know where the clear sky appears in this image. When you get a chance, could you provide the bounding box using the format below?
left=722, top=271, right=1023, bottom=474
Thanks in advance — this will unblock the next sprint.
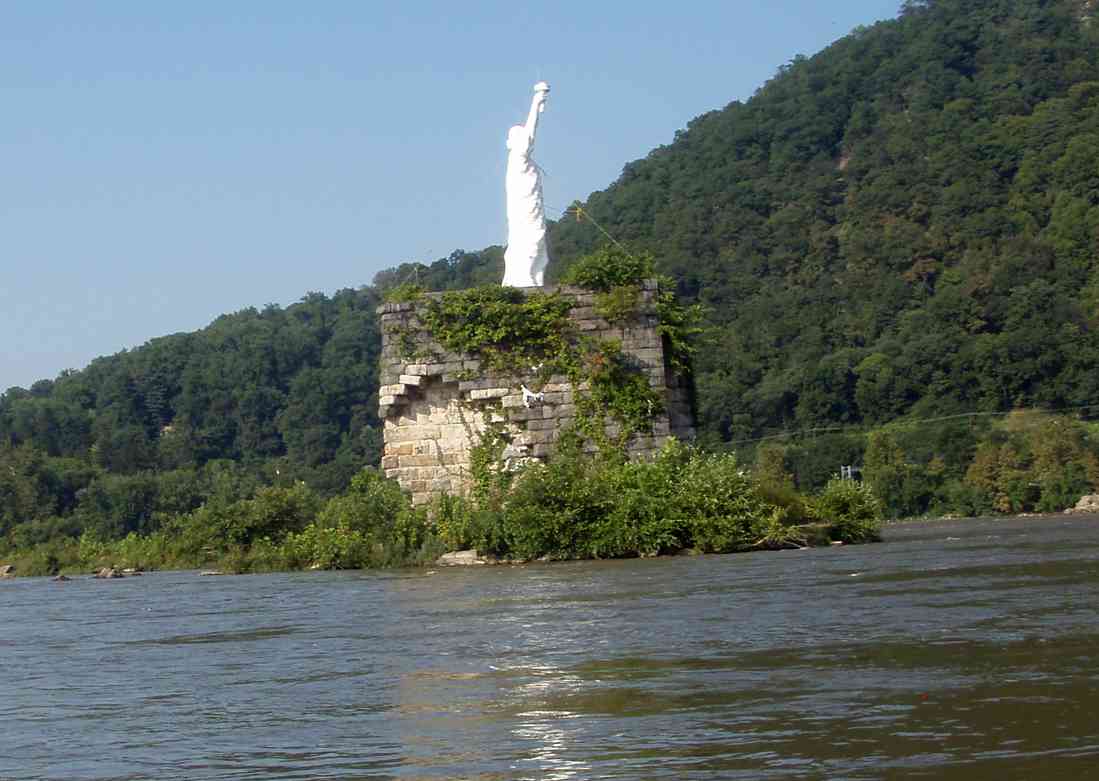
left=2, top=0, right=902, bottom=392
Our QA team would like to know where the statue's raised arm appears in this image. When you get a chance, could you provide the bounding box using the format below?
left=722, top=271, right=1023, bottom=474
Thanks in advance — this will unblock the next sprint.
left=524, top=81, right=549, bottom=146
left=502, top=82, right=551, bottom=288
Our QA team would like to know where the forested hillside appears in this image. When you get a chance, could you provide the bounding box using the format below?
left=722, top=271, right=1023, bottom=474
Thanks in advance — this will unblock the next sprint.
left=551, top=0, right=1099, bottom=442
left=4, top=0, right=1099, bottom=551
left=0, top=290, right=383, bottom=545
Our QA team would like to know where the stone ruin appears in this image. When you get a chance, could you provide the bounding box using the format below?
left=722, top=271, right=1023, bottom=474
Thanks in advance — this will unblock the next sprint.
left=376, top=281, right=696, bottom=506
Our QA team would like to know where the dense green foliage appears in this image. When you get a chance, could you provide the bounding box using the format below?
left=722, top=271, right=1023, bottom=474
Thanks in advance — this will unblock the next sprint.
left=436, top=436, right=880, bottom=560
left=552, top=0, right=1099, bottom=445
left=751, top=409, right=1099, bottom=519
left=5, top=0, right=1099, bottom=567
left=0, top=290, right=383, bottom=555
left=420, top=286, right=574, bottom=373
left=418, top=260, right=684, bottom=441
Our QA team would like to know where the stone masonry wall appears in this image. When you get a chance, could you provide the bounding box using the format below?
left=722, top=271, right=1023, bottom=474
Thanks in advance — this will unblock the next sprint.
left=377, top=282, right=695, bottom=505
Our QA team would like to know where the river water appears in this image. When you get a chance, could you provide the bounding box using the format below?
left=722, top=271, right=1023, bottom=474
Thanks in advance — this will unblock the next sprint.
left=2, top=514, right=1098, bottom=780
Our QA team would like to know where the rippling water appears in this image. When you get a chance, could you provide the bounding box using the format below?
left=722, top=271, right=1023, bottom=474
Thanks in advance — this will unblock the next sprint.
left=3, top=514, right=1099, bottom=779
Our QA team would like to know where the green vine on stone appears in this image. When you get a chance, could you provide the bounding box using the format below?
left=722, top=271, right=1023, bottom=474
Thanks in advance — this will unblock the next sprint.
left=421, top=286, right=575, bottom=375
left=573, top=339, right=664, bottom=449
left=562, top=244, right=704, bottom=372
left=408, top=245, right=697, bottom=463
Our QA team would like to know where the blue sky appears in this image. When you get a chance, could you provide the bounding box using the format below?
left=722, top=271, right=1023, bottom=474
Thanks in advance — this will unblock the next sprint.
left=1, top=0, right=902, bottom=391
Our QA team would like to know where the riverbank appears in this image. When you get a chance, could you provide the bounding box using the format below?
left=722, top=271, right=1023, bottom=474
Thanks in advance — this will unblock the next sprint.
left=0, top=443, right=883, bottom=578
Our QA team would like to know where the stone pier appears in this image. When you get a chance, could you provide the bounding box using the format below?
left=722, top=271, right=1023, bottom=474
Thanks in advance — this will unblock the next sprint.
left=377, top=281, right=695, bottom=505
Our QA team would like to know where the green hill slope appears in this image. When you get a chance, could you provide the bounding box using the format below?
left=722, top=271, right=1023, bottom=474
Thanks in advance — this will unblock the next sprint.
left=550, top=0, right=1099, bottom=442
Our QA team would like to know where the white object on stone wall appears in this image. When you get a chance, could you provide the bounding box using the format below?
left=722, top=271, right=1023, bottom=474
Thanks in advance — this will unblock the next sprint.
left=502, top=82, right=551, bottom=287
left=521, top=385, right=545, bottom=408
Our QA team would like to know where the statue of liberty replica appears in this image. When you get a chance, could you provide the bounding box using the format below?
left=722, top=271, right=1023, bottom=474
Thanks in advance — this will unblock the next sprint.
left=502, top=82, right=551, bottom=287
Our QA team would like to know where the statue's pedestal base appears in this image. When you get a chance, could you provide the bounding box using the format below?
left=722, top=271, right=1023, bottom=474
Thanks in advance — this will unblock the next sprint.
left=377, top=282, right=695, bottom=506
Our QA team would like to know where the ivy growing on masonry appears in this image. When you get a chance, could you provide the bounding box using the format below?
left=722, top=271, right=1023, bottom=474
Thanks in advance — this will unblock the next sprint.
left=411, top=245, right=701, bottom=455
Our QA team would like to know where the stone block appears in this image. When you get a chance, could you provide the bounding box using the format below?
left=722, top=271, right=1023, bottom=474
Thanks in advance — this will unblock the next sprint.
left=381, top=455, right=399, bottom=470
left=405, top=364, right=429, bottom=376
left=632, top=348, right=663, bottom=366
left=469, top=387, right=510, bottom=400
left=526, top=418, right=558, bottom=431
left=399, top=374, right=424, bottom=386
left=506, top=407, right=541, bottom=422
left=379, top=395, right=398, bottom=406
left=379, top=384, right=408, bottom=397
left=502, top=394, right=526, bottom=408
left=525, top=430, right=556, bottom=444
left=399, top=455, right=436, bottom=468
left=459, top=379, right=505, bottom=392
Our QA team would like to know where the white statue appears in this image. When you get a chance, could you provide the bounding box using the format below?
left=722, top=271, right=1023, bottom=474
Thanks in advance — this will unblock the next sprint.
left=502, top=82, right=551, bottom=287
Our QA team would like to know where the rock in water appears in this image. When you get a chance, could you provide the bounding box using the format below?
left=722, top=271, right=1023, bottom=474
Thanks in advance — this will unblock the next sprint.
left=93, top=567, right=124, bottom=579
left=436, top=550, right=487, bottom=566
left=1067, top=494, right=1099, bottom=514
left=0, top=564, right=14, bottom=580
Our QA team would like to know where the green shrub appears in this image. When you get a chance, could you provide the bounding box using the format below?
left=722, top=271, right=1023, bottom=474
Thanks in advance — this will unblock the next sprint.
left=814, top=479, right=883, bottom=543
left=560, top=245, right=653, bottom=291
left=383, top=283, right=424, bottom=303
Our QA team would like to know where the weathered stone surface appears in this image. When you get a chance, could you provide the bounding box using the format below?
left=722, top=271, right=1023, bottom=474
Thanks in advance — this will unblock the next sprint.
left=1067, top=494, right=1099, bottom=513
left=436, top=550, right=488, bottom=566
left=468, top=387, right=510, bottom=400
left=378, top=283, right=696, bottom=504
